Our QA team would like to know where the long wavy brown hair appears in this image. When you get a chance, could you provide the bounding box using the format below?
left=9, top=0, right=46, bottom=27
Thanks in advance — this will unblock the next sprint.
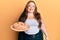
left=18, top=1, right=42, bottom=28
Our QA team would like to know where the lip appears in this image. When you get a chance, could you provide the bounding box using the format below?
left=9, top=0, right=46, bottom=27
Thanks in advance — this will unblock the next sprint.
left=30, top=9, right=33, bottom=10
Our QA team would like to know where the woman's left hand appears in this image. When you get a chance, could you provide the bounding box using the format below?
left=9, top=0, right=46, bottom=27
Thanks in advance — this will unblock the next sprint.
left=45, top=36, right=49, bottom=40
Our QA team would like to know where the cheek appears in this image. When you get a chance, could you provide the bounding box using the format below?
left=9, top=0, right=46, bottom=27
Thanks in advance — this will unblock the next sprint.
left=33, top=7, right=35, bottom=10
left=28, top=7, right=31, bottom=10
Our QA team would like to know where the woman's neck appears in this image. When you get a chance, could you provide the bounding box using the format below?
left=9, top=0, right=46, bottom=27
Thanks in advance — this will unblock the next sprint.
left=27, top=13, right=35, bottom=19
left=28, top=12, right=34, bottom=14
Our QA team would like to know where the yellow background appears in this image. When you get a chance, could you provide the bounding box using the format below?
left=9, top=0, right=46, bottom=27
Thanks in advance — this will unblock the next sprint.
left=0, top=0, right=60, bottom=40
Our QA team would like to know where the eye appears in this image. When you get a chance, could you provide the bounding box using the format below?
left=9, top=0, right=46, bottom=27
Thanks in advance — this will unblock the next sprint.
left=32, top=6, right=35, bottom=7
left=28, top=4, right=30, bottom=6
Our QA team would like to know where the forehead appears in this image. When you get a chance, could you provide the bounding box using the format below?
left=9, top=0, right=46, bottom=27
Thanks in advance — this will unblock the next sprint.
left=28, top=2, right=35, bottom=6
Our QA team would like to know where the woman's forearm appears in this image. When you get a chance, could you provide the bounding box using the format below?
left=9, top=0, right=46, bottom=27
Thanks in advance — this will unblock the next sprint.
left=41, top=25, right=48, bottom=37
left=40, top=20, right=49, bottom=40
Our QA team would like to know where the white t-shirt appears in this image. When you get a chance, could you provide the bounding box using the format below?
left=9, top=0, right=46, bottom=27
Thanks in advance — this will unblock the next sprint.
left=24, top=19, right=40, bottom=35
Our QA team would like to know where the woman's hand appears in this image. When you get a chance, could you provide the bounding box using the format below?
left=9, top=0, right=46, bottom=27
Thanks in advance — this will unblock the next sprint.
left=46, top=36, right=49, bottom=40
left=10, top=22, right=29, bottom=32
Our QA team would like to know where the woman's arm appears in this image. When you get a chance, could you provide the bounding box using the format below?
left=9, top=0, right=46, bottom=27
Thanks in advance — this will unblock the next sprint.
left=41, top=20, right=49, bottom=40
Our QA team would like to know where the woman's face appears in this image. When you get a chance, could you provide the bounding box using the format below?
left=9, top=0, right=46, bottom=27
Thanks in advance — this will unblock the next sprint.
left=27, top=2, right=35, bottom=13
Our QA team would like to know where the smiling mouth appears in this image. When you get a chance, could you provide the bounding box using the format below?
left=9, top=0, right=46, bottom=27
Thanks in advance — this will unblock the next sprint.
left=30, top=9, right=33, bottom=10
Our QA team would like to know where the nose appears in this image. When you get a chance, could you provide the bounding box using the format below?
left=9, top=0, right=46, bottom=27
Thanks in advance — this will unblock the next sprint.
left=30, top=6, right=33, bottom=10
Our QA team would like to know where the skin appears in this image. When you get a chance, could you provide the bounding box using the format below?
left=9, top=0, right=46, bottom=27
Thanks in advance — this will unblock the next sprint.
left=10, top=2, right=48, bottom=40
left=27, top=2, right=35, bottom=13
left=27, top=2, right=35, bottom=19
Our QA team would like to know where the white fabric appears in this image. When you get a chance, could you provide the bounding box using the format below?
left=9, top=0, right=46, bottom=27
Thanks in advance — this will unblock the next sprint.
left=24, top=19, right=39, bottom=35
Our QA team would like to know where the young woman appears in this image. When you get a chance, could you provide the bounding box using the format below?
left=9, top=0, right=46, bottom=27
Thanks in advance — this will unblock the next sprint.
left=10, top=0, right=48, bottom=40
